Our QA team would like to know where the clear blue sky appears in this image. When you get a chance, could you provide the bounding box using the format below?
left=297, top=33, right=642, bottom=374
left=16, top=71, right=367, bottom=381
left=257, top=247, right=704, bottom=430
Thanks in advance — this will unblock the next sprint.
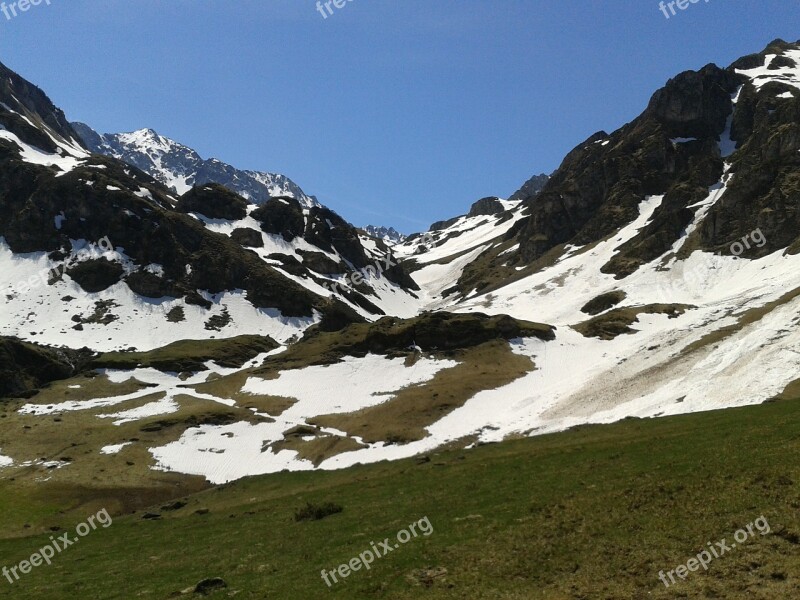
left=0, top=1, right=795, bottom=232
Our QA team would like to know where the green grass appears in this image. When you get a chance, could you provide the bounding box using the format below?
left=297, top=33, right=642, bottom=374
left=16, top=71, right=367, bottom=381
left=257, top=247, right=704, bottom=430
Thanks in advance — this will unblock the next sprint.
left=1, top=397, right=800, bottom=599
left=91, top=335, right=278, bottom=371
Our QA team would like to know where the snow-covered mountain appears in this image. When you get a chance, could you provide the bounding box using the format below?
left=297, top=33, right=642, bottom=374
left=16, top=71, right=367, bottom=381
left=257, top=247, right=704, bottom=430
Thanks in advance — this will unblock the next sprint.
left=66, top=123, right=425, bottom=321
left=2, top=38, right=800, bottom=486
left=71, top=123, right=318, bottom=206
left=363, top=225, right=406, bottom=245
left=385, top=39, right=800, bottom=451
left=0, top=68, right=424, bottom=355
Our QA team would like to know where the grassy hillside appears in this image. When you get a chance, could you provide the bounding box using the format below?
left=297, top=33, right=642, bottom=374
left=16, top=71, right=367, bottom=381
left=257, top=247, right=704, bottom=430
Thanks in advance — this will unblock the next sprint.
left=91, top=335, right=279, bottom=371
left=1, top=395, right=800, bottom=599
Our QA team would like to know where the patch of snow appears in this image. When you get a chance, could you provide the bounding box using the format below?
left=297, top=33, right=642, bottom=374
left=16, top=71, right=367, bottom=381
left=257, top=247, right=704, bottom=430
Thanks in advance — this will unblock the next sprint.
left=736, top=49, right=800, bottom=92
left=150, top=354, right=457, bottom=483
left=100, top=442, right=133, bottom=455
left=99, top=397, right=180, bottom=425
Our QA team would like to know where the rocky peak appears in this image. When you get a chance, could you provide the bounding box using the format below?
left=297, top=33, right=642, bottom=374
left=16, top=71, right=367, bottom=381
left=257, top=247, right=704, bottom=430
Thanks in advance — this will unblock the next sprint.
left=509, top=173, right=549, bottom=202
left=363, top=225, right=406, bottom=244
left=467, top=197, right=505, bottom=217
left=645, top=63, right=741, bottom=138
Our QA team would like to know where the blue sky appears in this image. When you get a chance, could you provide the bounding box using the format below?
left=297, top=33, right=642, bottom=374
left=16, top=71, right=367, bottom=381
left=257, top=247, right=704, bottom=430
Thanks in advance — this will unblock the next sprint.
left=0, top=1, right=796, bottom=232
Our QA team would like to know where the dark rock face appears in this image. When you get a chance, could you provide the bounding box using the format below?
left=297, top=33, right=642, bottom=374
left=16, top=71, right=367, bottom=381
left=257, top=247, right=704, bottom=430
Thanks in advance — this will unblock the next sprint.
left=649, top=39, right=800, bottom=258
left=514, top=122, right=667, bottom=265
left=266, top=253, right=307, bottom=277
left=769, top=55, right=796, bottom=70
left=0, top=61, right=84, bottom=153
left=299, top=250, right=346, bottom=275
left=429, top=216, right=460, bottom=231
left=516, top=62, right=740, bottom=270
left=230, top=227, right=263, bottom=248
left=645, top=64, right=740, bottom=138
left=0, top=338, right=92, bottom=399
left=124, top=270, right=182, bottom=299
left=339, top=288, right=385, bottom=316
left=381, top=258, right=421, bottom=291
left=175, top=183, right=248, bottom=221
left=315, top=300, right=367, bottom=332
left=468, top=197, right=505, bottom=217
left=304, top=205, right=371, bottom=269
left=509, top=173, right=550, bottom=202
left=694, top=94, right=800, bottom=257
left=251, top=197, right=305, bottom=241
left=66, top=259, right=125, bottom=293
left=581, top=291, right=627, bottom=316
left=603, top=173, right=717, bottom=277
left=445, top=41, right=800, bottom=294
left=730, top=39, right=797, bottom=71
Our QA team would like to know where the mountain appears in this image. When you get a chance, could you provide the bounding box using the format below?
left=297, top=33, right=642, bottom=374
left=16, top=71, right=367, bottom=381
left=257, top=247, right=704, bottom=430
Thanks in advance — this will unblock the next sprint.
left=69, top=123, right=423, bottom=320
left=362, top=225, right=406, bottom=244
left=71, top=123, right=318, bottom=206
left=0, top=65, right=426, bottom=358
left=2, top=39, right=800, bottom=490
left=405, top=38, right=800, bottom=301
left=384, top=39, right=800, bottom=444
left=508, top=172, right=550, bottom=201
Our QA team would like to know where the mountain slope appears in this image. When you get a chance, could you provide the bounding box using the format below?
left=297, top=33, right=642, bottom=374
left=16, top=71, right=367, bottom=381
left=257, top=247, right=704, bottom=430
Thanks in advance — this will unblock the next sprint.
left=432, top=39, right=800, bottom=296
left=387, top=38, right=800, bottom=447
left=0, top=61, right=392, bottom=352
left=0, top=337, right=92, bottom=399
left=70, top=123, right=424, bottom=321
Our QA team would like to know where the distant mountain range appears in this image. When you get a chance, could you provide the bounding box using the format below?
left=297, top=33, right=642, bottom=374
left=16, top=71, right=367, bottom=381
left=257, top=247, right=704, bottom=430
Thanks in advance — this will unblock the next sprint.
left=362, top=225, right=406, bottom=244
left=71, top=123, right=318, bottom=207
